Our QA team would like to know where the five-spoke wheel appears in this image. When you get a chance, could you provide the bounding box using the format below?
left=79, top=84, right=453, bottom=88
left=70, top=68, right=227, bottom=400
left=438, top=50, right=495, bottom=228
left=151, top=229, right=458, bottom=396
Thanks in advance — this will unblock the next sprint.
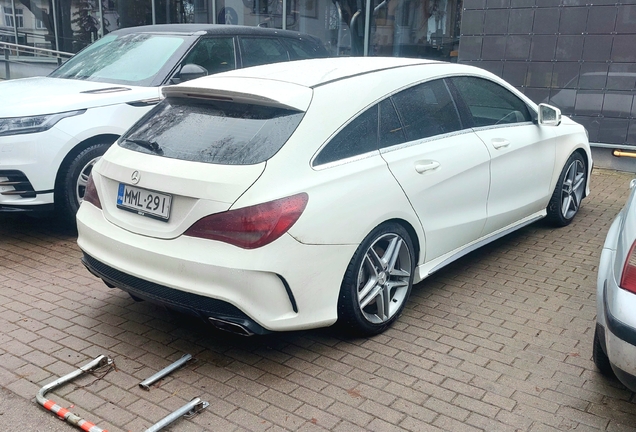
left=339, top=223, right=415, bottom=335
left=547, top=152, right=587, bottom=227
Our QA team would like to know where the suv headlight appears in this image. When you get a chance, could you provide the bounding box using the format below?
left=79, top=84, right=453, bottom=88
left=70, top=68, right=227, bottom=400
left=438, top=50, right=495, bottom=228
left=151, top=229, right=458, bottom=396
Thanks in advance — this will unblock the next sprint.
left=0, top=109, right=86, bottom=137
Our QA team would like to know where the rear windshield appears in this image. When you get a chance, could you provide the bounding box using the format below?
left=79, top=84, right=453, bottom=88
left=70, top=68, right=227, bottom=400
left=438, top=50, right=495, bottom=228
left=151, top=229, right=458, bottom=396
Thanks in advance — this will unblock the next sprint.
left=119, top=97, right=304, bottom=165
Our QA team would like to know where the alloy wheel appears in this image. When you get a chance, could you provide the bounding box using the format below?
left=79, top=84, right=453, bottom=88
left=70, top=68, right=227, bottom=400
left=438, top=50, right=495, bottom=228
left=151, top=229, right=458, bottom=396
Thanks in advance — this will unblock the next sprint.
left=560, top=159, right=585, bottom=220
left=75, top=156, right=100, bottom=204
left=356, top=233, right=412, bottom=324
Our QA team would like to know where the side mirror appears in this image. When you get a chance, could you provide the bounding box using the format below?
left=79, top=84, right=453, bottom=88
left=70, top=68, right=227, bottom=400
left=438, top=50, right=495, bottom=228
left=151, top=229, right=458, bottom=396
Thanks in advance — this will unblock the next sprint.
left=538, top=103, right=562, bottom=126
left=178, top=64, right=208, bottom=83
left=630, top=179, right=636, bottom=190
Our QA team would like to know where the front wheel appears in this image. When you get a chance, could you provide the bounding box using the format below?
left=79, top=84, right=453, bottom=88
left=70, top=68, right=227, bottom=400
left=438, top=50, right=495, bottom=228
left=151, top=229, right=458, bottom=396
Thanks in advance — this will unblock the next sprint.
left=546, top=152, right=587, bottom=227
left=56, top=142, right=110, bottom=223
left=338, top=223, right=415, bottom=336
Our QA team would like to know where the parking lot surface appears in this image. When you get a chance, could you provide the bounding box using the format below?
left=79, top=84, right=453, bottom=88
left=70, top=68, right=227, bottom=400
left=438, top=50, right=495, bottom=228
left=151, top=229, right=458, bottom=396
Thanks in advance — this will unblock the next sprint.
left=1, top=167, right=635, bottom=432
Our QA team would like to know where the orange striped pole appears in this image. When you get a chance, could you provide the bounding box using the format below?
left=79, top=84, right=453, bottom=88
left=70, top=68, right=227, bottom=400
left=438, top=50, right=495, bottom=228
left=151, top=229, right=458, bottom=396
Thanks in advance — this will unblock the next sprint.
left=36, top=355, right=113, bottom=432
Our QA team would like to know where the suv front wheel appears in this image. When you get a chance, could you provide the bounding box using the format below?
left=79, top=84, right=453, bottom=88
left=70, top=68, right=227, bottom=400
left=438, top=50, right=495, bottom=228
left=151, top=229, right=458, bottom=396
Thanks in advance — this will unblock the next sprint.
left=56, top=141, right=111, bottom=224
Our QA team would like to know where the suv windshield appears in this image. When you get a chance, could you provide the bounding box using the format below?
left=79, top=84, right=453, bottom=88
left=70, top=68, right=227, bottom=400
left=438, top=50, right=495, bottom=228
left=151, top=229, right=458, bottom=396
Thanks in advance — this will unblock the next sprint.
left=49, top=33, right=187, bottom=86
left=119, top=97, right=304, bottom=165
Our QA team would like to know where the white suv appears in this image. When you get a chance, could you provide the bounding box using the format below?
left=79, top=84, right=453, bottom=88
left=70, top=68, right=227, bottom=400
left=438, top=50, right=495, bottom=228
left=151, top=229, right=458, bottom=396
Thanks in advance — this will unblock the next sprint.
left=0, top=24, right=327, bottom=222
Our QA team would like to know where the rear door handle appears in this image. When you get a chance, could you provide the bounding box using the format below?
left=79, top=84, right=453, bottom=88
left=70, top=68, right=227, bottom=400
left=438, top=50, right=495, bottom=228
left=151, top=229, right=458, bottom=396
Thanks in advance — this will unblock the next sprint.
left=492, top=138, right=510, bottom=149
left=414, top=160, right=440, bottom=173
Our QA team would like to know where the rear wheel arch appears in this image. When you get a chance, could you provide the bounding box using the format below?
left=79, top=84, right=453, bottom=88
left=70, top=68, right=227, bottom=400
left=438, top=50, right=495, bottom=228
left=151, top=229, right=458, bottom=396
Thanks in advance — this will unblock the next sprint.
left=337, top=218, right=421, bottom=336
left=385, top=218, right=422, bottom=265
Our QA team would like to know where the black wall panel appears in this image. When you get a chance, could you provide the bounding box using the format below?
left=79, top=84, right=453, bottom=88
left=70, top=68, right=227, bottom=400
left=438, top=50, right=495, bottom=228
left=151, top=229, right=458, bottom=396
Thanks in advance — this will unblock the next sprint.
left=458, top=1, right=636, bottom=146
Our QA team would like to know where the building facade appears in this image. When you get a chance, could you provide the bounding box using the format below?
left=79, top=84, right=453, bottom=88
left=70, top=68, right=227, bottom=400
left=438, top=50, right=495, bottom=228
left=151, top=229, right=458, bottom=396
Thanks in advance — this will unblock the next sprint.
left=0, top=0, right=463, bottom=58
left=2, top=0, right=635, bottom=156
left=458, top=0, right=636, bottom=154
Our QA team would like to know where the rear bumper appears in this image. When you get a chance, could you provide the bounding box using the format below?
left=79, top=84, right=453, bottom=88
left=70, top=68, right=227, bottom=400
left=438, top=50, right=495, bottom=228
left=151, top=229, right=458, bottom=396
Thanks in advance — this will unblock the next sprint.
left=77, top=202, right=356, bottom=332
left=602, top=283, right=636, bottom=392
left=82, top=252, right=269, bottom=335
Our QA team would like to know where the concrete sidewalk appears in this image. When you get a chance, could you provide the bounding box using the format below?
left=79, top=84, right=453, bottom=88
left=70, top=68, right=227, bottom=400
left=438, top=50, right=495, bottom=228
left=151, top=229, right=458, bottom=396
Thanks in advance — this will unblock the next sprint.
left=0, top=168, right=634, bottom=431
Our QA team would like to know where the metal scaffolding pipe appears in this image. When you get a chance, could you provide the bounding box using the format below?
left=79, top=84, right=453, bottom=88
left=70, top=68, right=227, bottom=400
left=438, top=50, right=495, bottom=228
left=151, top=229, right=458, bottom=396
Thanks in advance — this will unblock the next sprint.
left=10, top=0, right=19, bottom=56
left=51, top=0, right=60, bottom=54
left=145, top=397, right=209, bottom=432
left=36, top=355, right=113, bottom=432
left=139, top=354, right=192, bottom=391
left=98, top=0, right=104, bottom=38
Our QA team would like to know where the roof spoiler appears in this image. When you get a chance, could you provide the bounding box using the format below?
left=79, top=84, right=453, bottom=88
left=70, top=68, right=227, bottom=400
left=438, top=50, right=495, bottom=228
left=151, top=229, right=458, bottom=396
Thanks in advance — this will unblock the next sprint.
left=162, top=78, right=311, bottom=112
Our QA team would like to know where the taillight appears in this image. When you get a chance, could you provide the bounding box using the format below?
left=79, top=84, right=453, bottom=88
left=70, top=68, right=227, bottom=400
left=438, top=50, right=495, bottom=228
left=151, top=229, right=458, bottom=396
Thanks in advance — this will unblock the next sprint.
left=184, top=193, right=308, bottom=249
left=83, top=174, right=102, bottom=209
left=620, top=241, right=636, bottom=294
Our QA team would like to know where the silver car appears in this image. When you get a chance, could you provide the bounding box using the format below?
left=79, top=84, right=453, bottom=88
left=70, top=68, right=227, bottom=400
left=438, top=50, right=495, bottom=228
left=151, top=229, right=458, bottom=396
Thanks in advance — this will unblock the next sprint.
left=595, top=178, right=636, bottom=392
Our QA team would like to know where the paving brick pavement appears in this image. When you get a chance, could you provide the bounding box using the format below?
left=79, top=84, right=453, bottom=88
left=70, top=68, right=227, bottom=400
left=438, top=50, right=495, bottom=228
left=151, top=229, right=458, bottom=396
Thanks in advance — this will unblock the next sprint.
left=0, top=167, right=635, bottom=432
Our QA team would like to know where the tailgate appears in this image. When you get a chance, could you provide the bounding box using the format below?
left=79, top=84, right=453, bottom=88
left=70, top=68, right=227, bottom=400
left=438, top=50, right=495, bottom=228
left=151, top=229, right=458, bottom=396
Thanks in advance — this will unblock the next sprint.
left=94, top=146, right=265, bottom=239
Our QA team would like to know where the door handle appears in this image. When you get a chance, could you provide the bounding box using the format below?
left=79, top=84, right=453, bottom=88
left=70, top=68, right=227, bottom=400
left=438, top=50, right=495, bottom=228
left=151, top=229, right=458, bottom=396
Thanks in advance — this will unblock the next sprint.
left=414, top=160, right=440, bottom=174
left=492, top=138, right=510, bottom=149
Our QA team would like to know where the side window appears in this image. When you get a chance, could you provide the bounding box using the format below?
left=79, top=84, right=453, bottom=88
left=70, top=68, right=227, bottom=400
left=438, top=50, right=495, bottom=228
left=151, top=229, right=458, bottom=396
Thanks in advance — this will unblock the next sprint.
left=450, top=76, right=533, bottom=127
left=181, top=37, right=236, bottom=75
left=239, top=37, right=289, bottom=67
left=281, top=38, right=326, bottom=60
left=313, top=105, right=379, bottom=166
left=379, top=98, right=406, bottom=149
left=391, top=79, right=462, bottom=142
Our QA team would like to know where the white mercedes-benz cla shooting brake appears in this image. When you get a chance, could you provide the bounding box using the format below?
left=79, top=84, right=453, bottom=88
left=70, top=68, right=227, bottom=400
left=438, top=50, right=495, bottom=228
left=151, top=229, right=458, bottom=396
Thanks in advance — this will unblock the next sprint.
left=77, top=57, right=592, bottom=336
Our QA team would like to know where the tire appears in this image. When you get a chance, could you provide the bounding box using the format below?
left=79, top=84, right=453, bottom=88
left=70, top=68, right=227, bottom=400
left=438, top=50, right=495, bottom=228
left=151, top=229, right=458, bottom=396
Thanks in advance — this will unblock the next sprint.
left=338, top=223, right=415, bottom=336
left=56, top=142, right=110, bottom=224
left=546, top=152, right=587, bottom=227
left=593, top=326, right=613, bottom=376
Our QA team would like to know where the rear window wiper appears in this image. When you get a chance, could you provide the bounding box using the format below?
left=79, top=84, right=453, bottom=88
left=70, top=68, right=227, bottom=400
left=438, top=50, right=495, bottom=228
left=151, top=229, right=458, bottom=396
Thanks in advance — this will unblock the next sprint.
left=123, top=138, right=163, bottom=154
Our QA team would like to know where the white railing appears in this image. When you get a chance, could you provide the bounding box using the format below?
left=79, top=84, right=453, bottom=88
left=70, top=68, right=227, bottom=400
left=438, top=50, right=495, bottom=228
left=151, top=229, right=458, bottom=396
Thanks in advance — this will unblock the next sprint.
left=0, top=41, right=73, bottom=79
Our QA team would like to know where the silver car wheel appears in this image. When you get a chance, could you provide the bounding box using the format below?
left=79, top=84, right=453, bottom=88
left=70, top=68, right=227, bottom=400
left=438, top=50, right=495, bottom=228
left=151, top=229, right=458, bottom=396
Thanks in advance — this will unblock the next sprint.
left=356, top=233, right=412, bottom=324
left=75, top=156, right=100, bottom=204
left=560, top=159, right=585, bottom=220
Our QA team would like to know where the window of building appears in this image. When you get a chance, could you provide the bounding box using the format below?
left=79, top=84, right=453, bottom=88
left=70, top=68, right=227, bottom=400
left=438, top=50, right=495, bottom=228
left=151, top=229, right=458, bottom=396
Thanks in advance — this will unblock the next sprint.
left=3, top=7, right=24, bottom=28
left=36, top=9, right=48, bottom=29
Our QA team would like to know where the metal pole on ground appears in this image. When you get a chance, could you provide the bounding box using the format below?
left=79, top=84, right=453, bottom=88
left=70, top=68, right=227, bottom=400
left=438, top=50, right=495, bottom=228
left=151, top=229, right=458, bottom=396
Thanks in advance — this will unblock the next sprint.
left=36, top=355, right=113, bottom=432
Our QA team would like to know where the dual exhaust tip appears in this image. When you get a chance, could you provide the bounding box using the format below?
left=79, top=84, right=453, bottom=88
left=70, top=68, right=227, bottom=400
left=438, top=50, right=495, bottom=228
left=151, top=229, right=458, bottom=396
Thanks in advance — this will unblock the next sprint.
left=208, top=316, right=254, bottom=336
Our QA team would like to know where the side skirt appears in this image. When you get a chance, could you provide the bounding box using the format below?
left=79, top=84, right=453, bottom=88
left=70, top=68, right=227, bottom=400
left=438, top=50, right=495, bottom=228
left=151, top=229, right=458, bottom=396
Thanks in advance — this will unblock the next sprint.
left=414, top=211, right=546, bottom=283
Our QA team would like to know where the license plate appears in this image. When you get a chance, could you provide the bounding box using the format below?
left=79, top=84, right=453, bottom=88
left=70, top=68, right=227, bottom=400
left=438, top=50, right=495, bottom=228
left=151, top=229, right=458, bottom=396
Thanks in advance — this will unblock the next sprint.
left=117, top=183, right=172, bottom=221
